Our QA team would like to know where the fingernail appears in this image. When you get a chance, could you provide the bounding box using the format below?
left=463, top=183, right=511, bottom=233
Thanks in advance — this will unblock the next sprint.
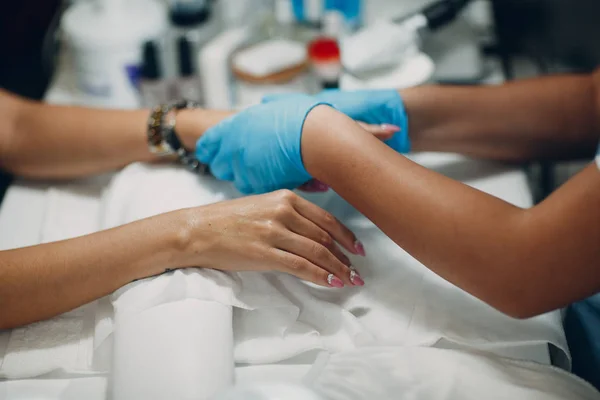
left=354, top=240, right=366, bottom=257
left=300, top=180, right=329, bottom=193
left=380, top=124, right=401, bottom=132
left=301, top=186, right=322, bottom=193
left=327, top=274, right=344, bottom=288
left=311, top=181, right=329, bottom=192
left=350, top=269, right=365, bottom=286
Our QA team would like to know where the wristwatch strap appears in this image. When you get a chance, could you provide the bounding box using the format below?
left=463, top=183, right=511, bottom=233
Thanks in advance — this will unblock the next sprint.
left=147, top=100, right=209, bottom=175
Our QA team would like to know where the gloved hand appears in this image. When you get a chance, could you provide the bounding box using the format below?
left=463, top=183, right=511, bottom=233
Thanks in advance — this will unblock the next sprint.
left=263, top=89, right=410, bottom=153
left=195, top=96, right=331, bottom=194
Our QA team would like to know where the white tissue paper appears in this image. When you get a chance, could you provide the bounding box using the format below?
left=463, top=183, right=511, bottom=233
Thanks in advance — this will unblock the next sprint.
left=102, top=162, right=575, bottom=399
left=341, top=20, right=419, bottom=75
left=305, top=347, right=599, bottom=400
left=0, top=182, right=106, bottom=379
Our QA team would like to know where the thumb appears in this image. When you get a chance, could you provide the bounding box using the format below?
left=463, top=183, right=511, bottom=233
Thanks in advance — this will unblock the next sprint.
left=195, top=127, right=222, bottom=164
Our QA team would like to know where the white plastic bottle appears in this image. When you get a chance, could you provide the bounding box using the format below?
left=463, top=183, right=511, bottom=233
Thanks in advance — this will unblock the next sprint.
left=198, top=27, right=251, bottom=109
left=62, top=0, right=167, bottom=108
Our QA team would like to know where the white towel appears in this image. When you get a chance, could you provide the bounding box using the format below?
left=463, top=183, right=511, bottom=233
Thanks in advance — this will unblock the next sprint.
left=102, top=163, right=573, bottom=399
left=0, top=178, right=107, bottom=379
left=305, top=347, right=599, bottom=400
left=102, top=164, right=402, bottom=399
left=405, top=268, right=570, bottom=367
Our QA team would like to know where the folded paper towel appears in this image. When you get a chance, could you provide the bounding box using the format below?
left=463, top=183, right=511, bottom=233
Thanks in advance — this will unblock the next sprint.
left=102, top=163, right=573, bottom=399
left=103, top=164, right=375, bottom=399
left=0, top=183, right=105, bottom=379
left=306, top=347, right=599, bottom=400
left=0, top=159, right=573, bottom=390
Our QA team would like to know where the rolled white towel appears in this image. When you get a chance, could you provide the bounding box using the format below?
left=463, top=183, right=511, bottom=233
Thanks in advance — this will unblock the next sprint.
left=0, top=182, right=105, bottom=379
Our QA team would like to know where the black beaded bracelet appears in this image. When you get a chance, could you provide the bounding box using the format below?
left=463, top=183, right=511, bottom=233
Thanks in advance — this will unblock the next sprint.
left=147, top=100, right=209, bottom=175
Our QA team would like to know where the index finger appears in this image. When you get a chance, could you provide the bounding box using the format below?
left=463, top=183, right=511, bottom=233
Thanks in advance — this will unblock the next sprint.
left=356, top=121, right=398, bottom=140
left=291, top=195, right=363, bottom=256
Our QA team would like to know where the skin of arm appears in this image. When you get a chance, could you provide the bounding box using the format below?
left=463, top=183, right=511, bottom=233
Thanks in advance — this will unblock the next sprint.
left=302, top=106, right=600, bottom=319
left=0, top=189, right=364, bottom=330
left=0, top=210, right=189, bottom=329
left=404, top=69, right=600, bottom=161
left=0, top=89, right=231, bottom=178
left=0, top=92, right=393, bottom=329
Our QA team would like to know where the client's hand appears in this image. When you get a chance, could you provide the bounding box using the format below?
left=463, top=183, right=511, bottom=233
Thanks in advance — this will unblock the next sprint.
left=182, top=190, right=365, bottom=288
left=263, top=89, right=410, bottom=153
left=196, top=95, right=329, bottom=194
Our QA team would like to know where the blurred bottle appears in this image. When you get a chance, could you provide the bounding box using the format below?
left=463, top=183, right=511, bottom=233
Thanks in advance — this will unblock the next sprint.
left=169, top=0, right=210, bottom=26
left=325, top=0, right=362, bottom=32
left=308, top=37, right=341, bottom=89
left=291, top=0, right=362, bottom=31
left=216, top=0, right=271, bottom=30
left=307, top=7, right=344, bottom=90
left=322, top=8, right=347, bottom=39
left=163, top=0, right=218, bottom=81
left=175, top=36, right=203, bottom=103
left=230, top=0, right=317, bottom=108
left=139, top=40, right=169, bottom=107
left=253, top=0, right=317, bottom=45
left=198, top=26, right=251, bottom=109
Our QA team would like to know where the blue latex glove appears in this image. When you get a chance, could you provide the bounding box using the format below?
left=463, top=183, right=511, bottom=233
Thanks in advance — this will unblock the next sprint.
left=263, top=89, right=410, bottom=153
left=196, top=97, right=330, bottom=195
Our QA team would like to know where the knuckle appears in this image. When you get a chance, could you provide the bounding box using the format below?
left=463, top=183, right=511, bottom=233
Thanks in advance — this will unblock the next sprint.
left=275, top=189, right=297, bottom=203
left=313, top=244, right=331, bottom=260
left=320, top=233, right=333, bottom=247
left=273, top=203, right=293, bottom=219
left=322, top=212, right=336, bottom=226
left=316, top=270, right=330, bottom=284
left=288, top=257, right=308, bottom=272
left=265, top=221, right=283, bottom=239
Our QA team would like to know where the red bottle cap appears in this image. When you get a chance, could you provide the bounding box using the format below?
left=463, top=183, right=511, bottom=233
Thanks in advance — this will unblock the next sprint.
left=308, top=37, right=341, bottom=64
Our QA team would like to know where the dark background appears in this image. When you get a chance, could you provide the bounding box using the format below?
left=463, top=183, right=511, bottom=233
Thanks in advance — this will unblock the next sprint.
left=0, top=0, right=62, bottom=201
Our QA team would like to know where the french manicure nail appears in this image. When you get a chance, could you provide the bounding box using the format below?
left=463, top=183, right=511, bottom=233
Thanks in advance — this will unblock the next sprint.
left=350, top=269, right=365, bottom=286
left=327, top=274, right=344, bottom=288
left=354, top=240, right=366, bottom=257
left=380, top=123, right=401, bottom=132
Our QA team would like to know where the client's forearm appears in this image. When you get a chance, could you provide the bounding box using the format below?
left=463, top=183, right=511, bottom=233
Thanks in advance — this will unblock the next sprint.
left=402, top=73, right=600, bottom=161
left=0, top=90, right=231, bottom=178
left=0, top=211, right=190, bottom=329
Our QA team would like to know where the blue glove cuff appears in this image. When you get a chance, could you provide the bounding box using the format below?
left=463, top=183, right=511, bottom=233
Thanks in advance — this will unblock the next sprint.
left=263, top=89, right=410, bottom=152
left=384, top=91, right=411, bottom=153
left=294, top=101, right=333, bottom=177
left=314, top=89, right=411, bottom=153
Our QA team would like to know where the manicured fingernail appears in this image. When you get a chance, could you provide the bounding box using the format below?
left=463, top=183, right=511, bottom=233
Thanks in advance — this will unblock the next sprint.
left=301, top=180, right=329, bottom=192
left=311, top=181, right=329, bottom=192
left=380, top=124, right=401, bottom=132
left=350, top=269, right=364, bottom=286
left=301, top=186, right=322, bottom=193
left=354, top=240, right=366, bottom=256
left=327, top=274, right=344, bottom=288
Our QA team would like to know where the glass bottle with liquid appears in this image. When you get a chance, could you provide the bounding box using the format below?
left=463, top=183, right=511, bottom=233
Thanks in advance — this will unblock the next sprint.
left=230, top=0, right=319, bottom=108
